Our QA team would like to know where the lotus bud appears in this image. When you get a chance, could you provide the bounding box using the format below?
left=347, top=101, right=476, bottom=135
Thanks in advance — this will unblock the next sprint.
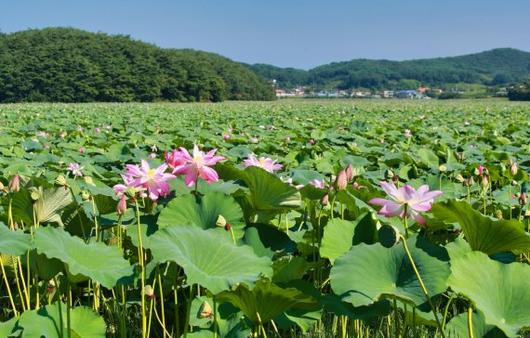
left=56, top=175, right=68, bottom=186
left=81, top=190, right=91, bottom=201
left=465, top=177, right=475, bottom=186
left=438, top=164, right=447, bottom=173
left=308, top=138, right=316, bottom=145
left=511, top=162, right=518, bottom=176
left=495, top=210, right=503, bottom=220
left=8, top=175, right=20, bottom=193
left=335, top=170, right=348, bottom=190
left=223, top=133, right=230, bottom=141
left=117, top=196, right=127, bottom=215
left=345, top=164, right=354, bottom=181
left=512, top=180, right=518, bottom=186
left=30, top=189, right=40, bottom=201
left=199, top=300, right=213, bottom=318
left=455, top=174, right=465, bottom=183
left=481, top=175, right=489, bottom=187
left=321, top=194, right=329, bottom=206
left=79, top=146, right=86, bottom=154
left=216, top=215, right=227, bottom=228
left=84, top=176, right=95, bottom=186
left=144, top=285, right=155, bottom=299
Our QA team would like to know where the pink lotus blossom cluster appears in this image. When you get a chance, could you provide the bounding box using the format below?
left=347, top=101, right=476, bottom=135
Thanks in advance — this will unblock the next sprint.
left=113, top=160, right=175, bottom=201
left=114, top=145, right=225, bottom=202
left=369, top=181, right=442, bottom=225
left=165, top=145, right=225, bottom=187
left=243, top=154, right=283, bottom=173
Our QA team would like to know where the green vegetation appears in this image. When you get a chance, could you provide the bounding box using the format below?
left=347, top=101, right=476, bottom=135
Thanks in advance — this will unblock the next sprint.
left=0, top=100, right=530, bottom=337
left=249, top=48, right=530, bottom=90
left=508, top=81, right=530, bottom=101
left=0, top=28, right=275, bottom=103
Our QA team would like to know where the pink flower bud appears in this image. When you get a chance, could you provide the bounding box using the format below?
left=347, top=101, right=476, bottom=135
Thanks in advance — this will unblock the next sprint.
left=335, top=170, right=348, bottom=190
left=116, top=196, right=127, bottom=215
left=8, top=175, right=20, bottom=193
left=345, top=164, right=354, bottom=181
left=321, top=194, right=329, bottom=206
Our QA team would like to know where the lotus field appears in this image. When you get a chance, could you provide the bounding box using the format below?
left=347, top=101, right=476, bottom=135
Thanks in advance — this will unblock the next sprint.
left=1, top=100, right=530, bottom=338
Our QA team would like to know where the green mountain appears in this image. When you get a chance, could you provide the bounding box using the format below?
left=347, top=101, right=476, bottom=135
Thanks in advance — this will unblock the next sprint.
left=248, top=48, right=530, bottom=90
left=0, top=28, right=275, bottom=102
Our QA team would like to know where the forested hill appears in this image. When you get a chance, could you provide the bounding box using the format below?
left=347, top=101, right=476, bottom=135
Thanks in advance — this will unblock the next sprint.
left=249, top=48, right=530, bottom=90
left=0, top=28, right=275, bottom=102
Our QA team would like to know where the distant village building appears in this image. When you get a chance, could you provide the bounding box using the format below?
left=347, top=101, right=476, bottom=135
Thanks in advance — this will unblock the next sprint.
left=382, top=90, right=394, bottom=98
left=395, top=90, right=422, bottom=99
left=351, top=90, right=372, bottom=98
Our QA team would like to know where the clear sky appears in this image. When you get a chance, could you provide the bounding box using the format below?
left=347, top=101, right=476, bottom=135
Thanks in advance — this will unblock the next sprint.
left=1, top=0, right=529, bottom=69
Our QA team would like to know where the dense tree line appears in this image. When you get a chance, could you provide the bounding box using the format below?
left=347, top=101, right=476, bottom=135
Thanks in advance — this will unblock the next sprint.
left=0, top=28, right=275, bottom=102
left=508, top=81, right=530, bottom=101
left=248, top=48, right=530, bottom=90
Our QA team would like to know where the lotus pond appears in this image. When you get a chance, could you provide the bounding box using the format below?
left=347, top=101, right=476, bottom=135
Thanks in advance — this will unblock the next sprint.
left=0, top=99, right=530, bottom=337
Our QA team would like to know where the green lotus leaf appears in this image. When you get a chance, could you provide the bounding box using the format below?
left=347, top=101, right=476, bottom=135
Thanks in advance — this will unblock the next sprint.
left=445, top=310, right=506, bottom=338
left=157, top=192, right=245, bottom=239
left=146, top=226, right=272, bottom=294
left=35, top=226, right=134, bottom=288
left=432, top=200, right=530, bottom=255
left=320, top=212, right=378, bottom=264
left=33, top=186, right=74, bottom=225
left=18, top=302, right=106, bottom=338
left=0, top=317, right=19, bottom=337
left=216, top=279, right=318, bottom=324
left=417, top=148, right=439, bottom=169
left=243, top=166, right=301, bottom=211
left=448, top=251, right=530, bottom=337
left=0, top=223, right=31, bottom=256
left=330, top=236, right=450, bottom=307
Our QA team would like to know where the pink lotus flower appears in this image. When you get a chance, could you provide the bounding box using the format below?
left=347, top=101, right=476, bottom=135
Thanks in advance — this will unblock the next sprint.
left=243, top=154, right=283, bottom=173
left=309, top=179, right=326, bottom=189
left=67, top=163, right=84, bottom=177
left=114, top=160, right=175, bottom=201
left=369, top=181, right=442, bottom=225
left=171, top=145, right=225, bottom=187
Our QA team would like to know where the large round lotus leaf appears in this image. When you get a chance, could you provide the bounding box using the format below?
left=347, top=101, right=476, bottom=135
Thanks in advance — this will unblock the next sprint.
left=157, top=192, right=245, bottom=239
left=146, top=226, right=272, bottom=294
left=432, top=200, right=530, bottom=255
left=448, top=251, right=530, bottom=337
left=445, top=310, right=506, bottom=338
left=216, top=279, right=317, bottom=324
left=243, top=166, right=301, bottom=211
left=33, top=187, right=74, bottom=226
left=320, top=212, right=377, bottom=264
left=0, top=223, right=31, bottom=256
left=0, top=317, right=19, bottom=337
left=18, top=302, right=106, bottom=337
left=35, top=226, right=134, bottom=288
left=330, top=236, right=450, bottom=307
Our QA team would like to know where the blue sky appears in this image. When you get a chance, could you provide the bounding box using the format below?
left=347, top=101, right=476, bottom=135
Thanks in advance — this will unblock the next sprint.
left=1, top=0, right=529, bottom=69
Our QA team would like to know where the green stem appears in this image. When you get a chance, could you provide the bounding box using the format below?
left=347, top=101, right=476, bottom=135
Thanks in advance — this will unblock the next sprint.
left=467, top=307, right=475, bottom=338
left=400, top=235, right=445, bottom=338
left=66, top=280, right=72, bottom=338
left=135, top=201, right=147, bottom=338
left=0, top=256, right=18, bottom=317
